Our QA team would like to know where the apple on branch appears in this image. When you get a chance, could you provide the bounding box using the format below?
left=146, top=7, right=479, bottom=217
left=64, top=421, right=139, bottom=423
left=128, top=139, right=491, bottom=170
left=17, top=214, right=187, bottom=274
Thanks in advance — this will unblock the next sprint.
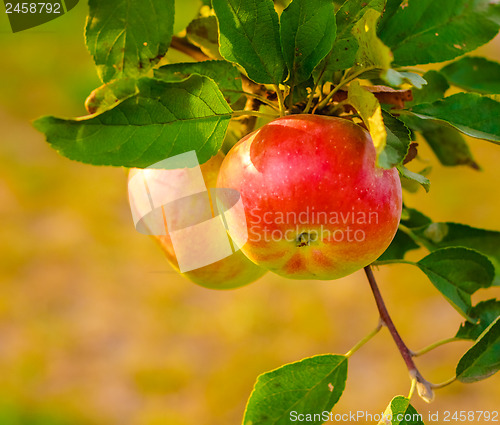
left=217, top=115, right=402, bottom=280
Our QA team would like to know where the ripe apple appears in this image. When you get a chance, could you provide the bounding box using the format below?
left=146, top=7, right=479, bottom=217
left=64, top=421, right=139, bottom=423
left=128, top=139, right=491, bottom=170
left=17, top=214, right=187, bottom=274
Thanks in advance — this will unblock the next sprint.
left=129, top=152, right=267, bottom=290
left=216, top=114, right=402, bottom=280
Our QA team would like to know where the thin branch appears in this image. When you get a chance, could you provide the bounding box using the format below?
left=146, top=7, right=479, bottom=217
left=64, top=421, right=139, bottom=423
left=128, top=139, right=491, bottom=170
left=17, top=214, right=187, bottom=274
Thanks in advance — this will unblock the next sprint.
left=303, top=50, right=334, bottom=113
left=315, top=66, right=376, bottom=112
left=303, top=77, right=320, bottom=114
left=364, top=265, right=434, bottom=403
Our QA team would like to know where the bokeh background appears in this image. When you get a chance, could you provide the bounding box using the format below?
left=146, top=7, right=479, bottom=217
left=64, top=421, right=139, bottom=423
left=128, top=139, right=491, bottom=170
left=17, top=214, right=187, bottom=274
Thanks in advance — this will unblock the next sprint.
left=1, top=3, right=500, bottom=424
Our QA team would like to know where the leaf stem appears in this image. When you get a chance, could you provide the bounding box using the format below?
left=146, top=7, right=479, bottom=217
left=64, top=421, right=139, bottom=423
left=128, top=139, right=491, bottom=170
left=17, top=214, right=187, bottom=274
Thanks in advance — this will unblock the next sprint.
left=232, top=110, right=280, bottom=119
left=315, top=66, right=375, bottom=112
left=274, top=84, right=286, bottom=117
left=430, top=376, right=457, bottom=389
left=288, top=80, right=296, bottom=110
left=345, top=321, right=383, bottom=358
left=303, top=65, right=328, bottom=114
left=411, top=337, right=464, bottom=357
left=397, top=223, right=425, bottom=246
left=364, top=265, right=434, bottom=402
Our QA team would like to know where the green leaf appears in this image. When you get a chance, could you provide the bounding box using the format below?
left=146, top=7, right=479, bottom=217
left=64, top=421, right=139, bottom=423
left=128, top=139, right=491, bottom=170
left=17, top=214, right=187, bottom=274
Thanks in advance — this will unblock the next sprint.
left=33, top=76, right=232, bottom=168
left=397, top=165, right=430, bottom=192
left=379, top=111, right=411, bottom=169
left=318, top=0, right=386, bottom=80
left=377, top=206, right=431, bottom=262
left=377, top=230, right=420, bottom=262
left=280, top=0, right=336, bottom=86
left=315, top=39, right=357, bottom=84
left=456, top=316, right=500, bottom=383
left=401, top=76, right=479, bottom=169
left=410, top=222, right=500, bottom=285
left=348, top=81, right=387, bottom=161
left=377, top=0, right=403, bottom=35
left=186, top=16, right=224, bottom=60
left=84, top=78, right=139, bottom=115
left=336, top=0, right=385, bottom=36
left=378, top=0, right=500, bottom=66
left=154, top=61, right=243, bottom=104
left=456, top=300, right=500, bottom=340
left=416, top=247, right=495, bottom=321
left=352, top=8, right=392, bottom=72
left=411, top=93, right=500, bottom=144
left=423, top=125, right=478, bottom=169
left=441, top=56, right=500, bottom=94
left=243, top=355, right=348, bottom=425
left=85, top=0, right=174, bottom=83
left=472, top=0, right=500, bottom=26
left=401, top=206, right=432, bottom=228
left=416, top=120, right=479, bottom=169
left=287, top=77, right=315, bottom=105
left=212, top=0, right=286, bottom=85
left=378, top=396, right=424, bottom=425
left=407, top=71, right=449, bottom=106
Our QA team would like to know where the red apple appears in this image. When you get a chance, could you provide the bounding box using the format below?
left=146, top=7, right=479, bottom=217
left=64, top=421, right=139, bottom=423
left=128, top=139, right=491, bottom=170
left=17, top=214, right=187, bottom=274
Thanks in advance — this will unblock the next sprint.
left=129, top=153, right=266, bottom=290
left=216, top=114, right=402, bottom=280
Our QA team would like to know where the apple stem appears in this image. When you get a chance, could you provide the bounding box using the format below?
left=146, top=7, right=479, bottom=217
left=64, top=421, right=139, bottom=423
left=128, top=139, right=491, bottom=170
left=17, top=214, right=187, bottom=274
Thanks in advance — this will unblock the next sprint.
left=364, top=265, right=434, bottom=402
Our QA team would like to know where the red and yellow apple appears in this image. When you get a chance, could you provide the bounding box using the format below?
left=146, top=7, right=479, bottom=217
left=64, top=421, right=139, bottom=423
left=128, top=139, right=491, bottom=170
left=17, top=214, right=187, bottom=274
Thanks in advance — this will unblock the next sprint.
left=129, top=153, right=266, bottom=289
left=217, top=114, right=402, bottom=280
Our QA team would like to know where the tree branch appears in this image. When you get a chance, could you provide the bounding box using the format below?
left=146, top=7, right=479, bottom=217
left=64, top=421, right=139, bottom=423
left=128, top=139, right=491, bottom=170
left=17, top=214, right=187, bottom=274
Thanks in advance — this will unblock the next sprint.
left=364, top=265, right=434, bottom=403
left=170, top=36, right=210, bottom=62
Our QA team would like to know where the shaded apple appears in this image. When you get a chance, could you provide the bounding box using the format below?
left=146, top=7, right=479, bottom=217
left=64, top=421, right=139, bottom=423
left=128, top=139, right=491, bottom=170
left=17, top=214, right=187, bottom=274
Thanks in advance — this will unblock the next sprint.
left=129, top=152, right=267, bottom=289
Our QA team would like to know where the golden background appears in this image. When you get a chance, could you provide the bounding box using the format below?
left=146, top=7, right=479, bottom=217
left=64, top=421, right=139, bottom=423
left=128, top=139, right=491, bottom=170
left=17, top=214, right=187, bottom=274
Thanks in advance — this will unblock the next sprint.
left=1, top=3, right=499, bottom=424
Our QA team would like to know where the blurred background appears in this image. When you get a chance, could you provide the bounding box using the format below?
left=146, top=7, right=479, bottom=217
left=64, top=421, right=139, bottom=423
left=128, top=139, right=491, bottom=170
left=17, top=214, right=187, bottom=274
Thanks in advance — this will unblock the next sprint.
left=1, top=2, right=499, bottom=424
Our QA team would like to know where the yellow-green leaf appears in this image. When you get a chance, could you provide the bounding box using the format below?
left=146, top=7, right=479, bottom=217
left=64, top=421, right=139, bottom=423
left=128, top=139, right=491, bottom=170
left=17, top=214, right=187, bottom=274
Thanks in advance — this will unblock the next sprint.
left=352, top=8, right=392, bottom=72
left=347, top=81, right=387, bottom=163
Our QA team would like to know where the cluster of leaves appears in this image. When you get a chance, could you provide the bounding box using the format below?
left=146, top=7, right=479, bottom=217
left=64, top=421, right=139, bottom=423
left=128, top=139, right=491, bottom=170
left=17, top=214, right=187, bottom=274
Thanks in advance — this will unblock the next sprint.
left=32, top=0, right=500, bottom=423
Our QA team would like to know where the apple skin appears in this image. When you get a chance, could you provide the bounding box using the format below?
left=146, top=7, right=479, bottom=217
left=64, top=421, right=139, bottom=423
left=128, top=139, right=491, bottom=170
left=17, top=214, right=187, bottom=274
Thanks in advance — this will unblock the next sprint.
left=129, top=153, right=266, bottom=290
left=217, top=114, right=402, bottom=280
